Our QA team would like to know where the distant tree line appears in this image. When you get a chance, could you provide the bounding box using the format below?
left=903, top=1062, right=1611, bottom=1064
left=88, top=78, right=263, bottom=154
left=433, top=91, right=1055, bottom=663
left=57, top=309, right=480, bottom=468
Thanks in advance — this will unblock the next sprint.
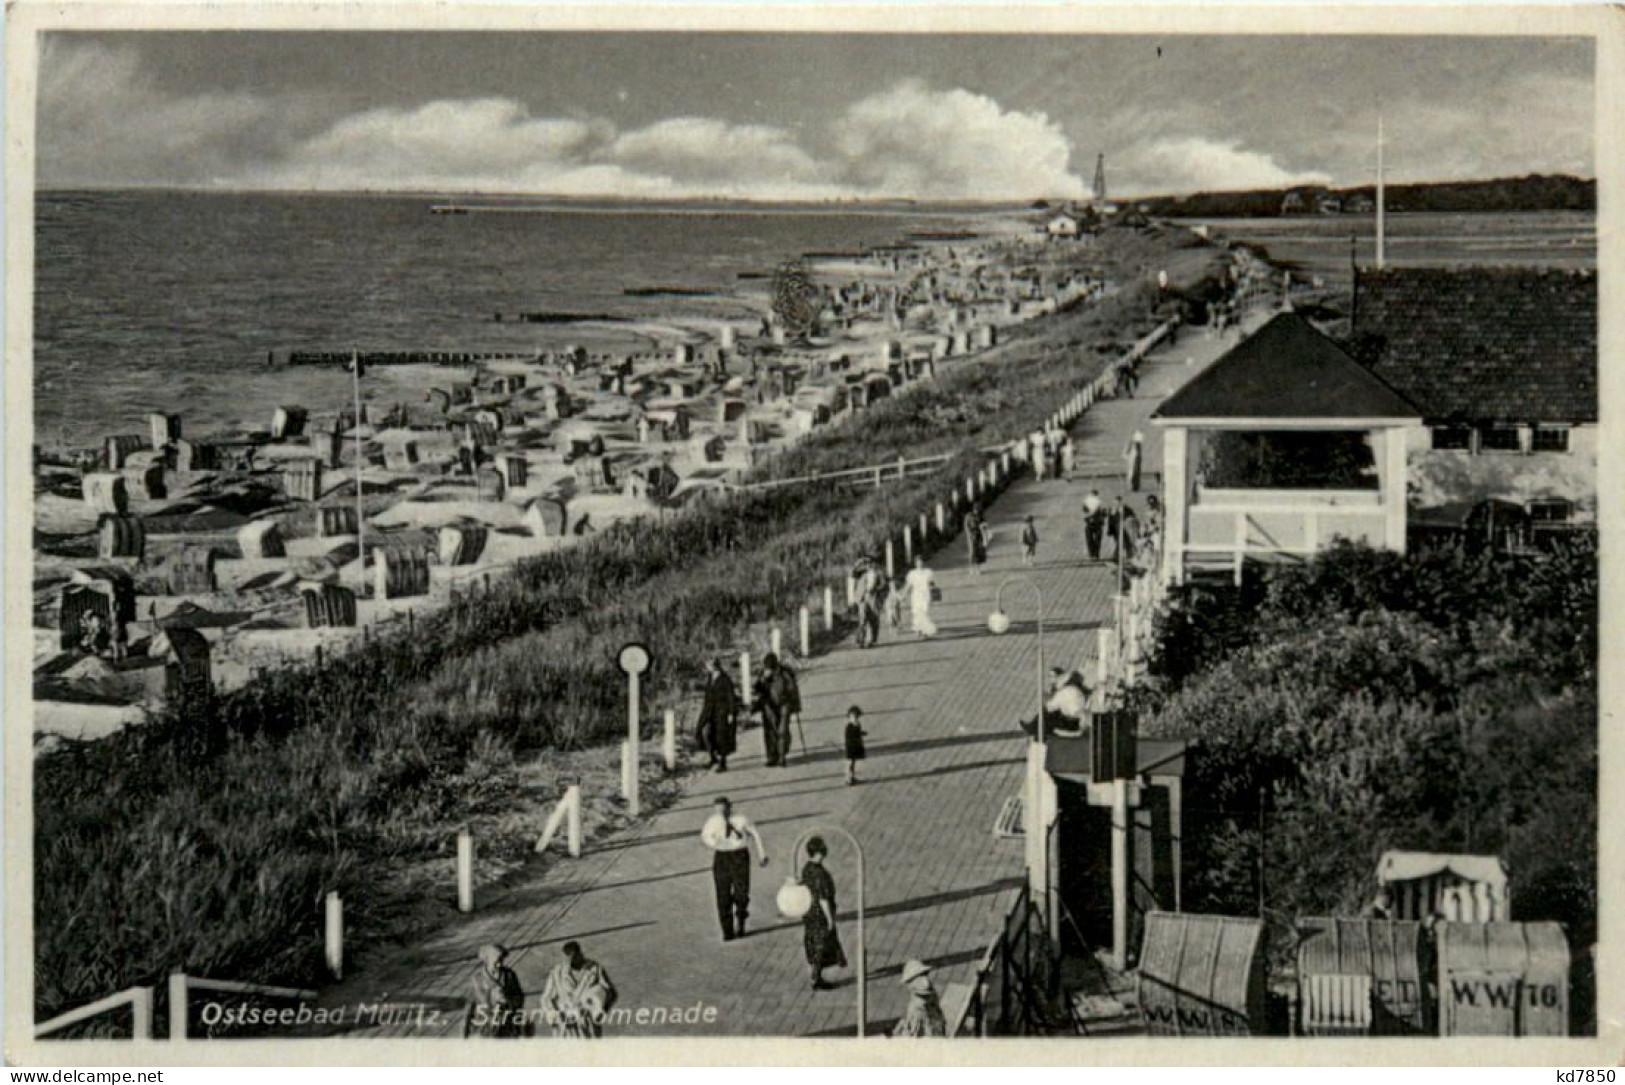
left=1140, top=174, right=1596, bottom=217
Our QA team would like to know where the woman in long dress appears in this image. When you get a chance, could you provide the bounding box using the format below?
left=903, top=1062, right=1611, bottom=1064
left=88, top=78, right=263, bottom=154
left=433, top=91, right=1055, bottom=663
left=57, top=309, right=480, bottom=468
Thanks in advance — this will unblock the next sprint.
left=800, top=837, right=847, bottom=990
left=904, top=555, right=938, bottom=639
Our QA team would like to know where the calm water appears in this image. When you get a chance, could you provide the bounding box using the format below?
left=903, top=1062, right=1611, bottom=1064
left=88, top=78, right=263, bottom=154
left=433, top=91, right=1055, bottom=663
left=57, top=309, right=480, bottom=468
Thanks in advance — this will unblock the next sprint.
left=34, top=191, right=975, bottom=448
left=1178, top=210, right=1595, bottom=293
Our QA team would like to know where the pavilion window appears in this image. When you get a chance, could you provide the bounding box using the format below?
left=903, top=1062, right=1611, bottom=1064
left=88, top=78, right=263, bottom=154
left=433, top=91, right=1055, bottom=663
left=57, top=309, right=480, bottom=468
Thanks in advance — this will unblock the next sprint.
left=1430, top=425, right=1473, bottom=451
left=1528, top=498, right=1573, bottom=524
left=1530, top=424, right=1571, bottom=453
left=1477, top=424, right=1522, bottom=453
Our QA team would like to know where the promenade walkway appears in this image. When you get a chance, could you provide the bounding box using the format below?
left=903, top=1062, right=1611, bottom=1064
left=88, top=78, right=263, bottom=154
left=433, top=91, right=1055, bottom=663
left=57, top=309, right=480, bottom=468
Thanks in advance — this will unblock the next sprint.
left=316, top=313, right=1264, bottom=1039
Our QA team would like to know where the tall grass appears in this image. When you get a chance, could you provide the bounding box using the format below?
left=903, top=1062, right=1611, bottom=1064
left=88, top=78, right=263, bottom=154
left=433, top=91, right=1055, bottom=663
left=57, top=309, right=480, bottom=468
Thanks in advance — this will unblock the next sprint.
left=36, top=233, right=1215, bottom=1022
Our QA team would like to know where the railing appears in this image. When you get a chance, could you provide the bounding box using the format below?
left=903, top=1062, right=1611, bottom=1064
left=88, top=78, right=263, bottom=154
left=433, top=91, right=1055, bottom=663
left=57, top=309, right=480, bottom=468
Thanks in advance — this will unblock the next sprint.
left=953, top=884, right=1073, bottom=1036
left=736, top=452, right=954, bottom=493
left=35, top=986, right=154, bottom=1041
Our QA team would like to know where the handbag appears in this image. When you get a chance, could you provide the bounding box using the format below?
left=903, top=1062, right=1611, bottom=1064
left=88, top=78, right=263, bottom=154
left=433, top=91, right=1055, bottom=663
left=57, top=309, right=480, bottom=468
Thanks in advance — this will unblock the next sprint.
left=930, top=584, right=943, bottom=603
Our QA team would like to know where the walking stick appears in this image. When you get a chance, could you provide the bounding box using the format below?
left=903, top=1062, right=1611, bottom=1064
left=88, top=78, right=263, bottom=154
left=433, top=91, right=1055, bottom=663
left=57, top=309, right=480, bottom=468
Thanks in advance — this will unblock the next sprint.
left=794, top=712, right=809, bottom=756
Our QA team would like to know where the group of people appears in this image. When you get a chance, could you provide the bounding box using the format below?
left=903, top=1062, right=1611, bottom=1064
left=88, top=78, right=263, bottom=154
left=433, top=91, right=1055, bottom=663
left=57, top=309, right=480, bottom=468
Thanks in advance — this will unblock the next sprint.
left=1081, top=488, right=1161, bottom=570
left=700, top=795, right=948, bottom=1036
left=849, top=552, right=942, bottom=644
left=1025, top=427, right=1074, bottom=483
left=464, top=940, right=617, bottom=1039
left=693, top=650, right=803, bottom=773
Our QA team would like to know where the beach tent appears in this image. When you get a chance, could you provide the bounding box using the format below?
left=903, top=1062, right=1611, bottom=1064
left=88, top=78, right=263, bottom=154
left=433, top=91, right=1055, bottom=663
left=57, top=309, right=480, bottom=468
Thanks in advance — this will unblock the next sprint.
left=104, top=434, right=147, bottom=471
left=81, top=473, right=130, bottom=516
left=237, top=519, right=287, bottom=559
left=59, top=567, right=137, bottom=651
left=1296, top=918, right=1428, bottom=1036
left=168, top=547, right=219, bottom=595
left=373, top=547, right=431, bottom=600
left=284, top=459, right=324, bottom=502
left=1137, top=912, right=1268, bottom=1037
left=149, top=412, right=182, bottom=450
left=272, top=406, right=309, bottom=441
left=1376, top=851, right=1509, bottom=923
left=302, top=583, right=358, bottom=628
left=97, top=515, right=146, bottom=562
left=127, top=462, right=167, bottom=500
left=317, top=505, right=360, bottom=538
left=523, top=497, right=569, bottom=538
left=438, top=523, right=489, bottom=566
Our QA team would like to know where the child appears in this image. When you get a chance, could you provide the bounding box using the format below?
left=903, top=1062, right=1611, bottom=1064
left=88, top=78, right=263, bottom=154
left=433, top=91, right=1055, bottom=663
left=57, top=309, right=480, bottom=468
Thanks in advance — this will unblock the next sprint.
left=1021, top=515, right=1039, bottom=566
left=885, top=578, right=905, bottom=633
left=844, top=705, right=867, bottom=786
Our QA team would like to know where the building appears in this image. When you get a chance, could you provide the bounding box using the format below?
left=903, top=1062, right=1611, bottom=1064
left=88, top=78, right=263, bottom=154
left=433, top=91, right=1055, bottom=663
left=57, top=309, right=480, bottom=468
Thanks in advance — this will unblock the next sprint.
left=1152, top=313, right=1420, bottom=583
left=1045, top=211, right=1081, bottom=239
left=1350, top=267, right=1598, bottom=530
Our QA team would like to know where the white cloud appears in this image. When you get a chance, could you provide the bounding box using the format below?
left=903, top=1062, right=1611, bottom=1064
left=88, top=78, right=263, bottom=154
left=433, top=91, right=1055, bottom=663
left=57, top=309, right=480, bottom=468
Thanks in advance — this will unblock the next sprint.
left=1117, top=136, right=1332, bottom=194
left=609, top=118, right=827, bottom=189
left=831, top=80, right=1086, bottom=200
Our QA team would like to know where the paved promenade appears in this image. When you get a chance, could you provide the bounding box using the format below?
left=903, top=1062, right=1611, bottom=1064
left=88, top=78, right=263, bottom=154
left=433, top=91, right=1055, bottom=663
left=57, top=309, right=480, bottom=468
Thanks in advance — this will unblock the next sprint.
left=316, top=315, right=1259, bottom=1038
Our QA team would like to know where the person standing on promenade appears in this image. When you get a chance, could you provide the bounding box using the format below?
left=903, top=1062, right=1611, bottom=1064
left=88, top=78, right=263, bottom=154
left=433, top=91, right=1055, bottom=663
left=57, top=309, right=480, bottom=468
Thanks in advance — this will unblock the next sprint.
left=799, top=836, right=848, bottom=991
left=854, top=558, right=883, bottom=648
left=1059, top=434, right=1076, bottom=480
left=541, top=941, right=617, bottom=1038
left=1110, top=497, right=1140, bottom=565
left=1021, top=515, right=1040, bottom=566
left=965, top=508, right=989, bottom=576
left=1083, top=489, right=1107, bottom=562
left=701, top=796, right=769, bottom=942
left=1124, top=430, right=1145, bottom=492
left=753, top=653, right=797, bottom=767
left=695, top=657, right=739, bottom=773
left=905, top=555, right=939, bottom=639
left=844, top=705, right=868, bottom=786
left=463, top=943, right=527, bottom=1038
left=1029, top=429, right=1048, bottom=481
left=891, top=960, right=948, bottom=1037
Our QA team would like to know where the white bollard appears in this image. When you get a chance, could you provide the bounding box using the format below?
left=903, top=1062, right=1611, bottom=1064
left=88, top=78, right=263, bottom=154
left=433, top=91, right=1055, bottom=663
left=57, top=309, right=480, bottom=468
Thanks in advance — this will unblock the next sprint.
left=919, top=511, right=930, bottom=543
left=845, top=574, right=856, bottom=607
left=885, top=538, right=896, bottom=580
left=965, top=477, right=975, bottom=504
left=903, top=525, right=913, bottom=564
left=169, top=972, right=188, bottom=1042
left=740, top=651, right=752, bottom=696
left=936, top=503, right=947, bottom=534
left=663, top=709, right=677, bottom=771
left=566, top=785, right=582, bottom=857
left=824, top=586, right=835, bottom=630
left=621, top=739, right=636, bottom=811
left=325, top=892, right=344, bottom=980
left=771, top=626, right=783, bottom=658
left=1097, top=627, right=1111, bottom=687
left=457, top=829, right=474, bottom=913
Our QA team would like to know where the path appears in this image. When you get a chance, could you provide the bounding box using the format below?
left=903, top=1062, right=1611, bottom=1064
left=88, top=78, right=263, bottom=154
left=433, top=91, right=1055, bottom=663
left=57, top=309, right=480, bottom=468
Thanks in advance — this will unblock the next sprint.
left=310, top=313, right=1265, bottom=1039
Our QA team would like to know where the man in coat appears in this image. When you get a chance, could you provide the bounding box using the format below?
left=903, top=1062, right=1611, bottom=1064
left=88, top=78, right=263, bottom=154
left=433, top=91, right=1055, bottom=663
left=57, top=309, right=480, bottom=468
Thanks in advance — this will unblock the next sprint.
left=753, top=653, right=798, bottom=768
left=695, top=657, right=739, bottom=773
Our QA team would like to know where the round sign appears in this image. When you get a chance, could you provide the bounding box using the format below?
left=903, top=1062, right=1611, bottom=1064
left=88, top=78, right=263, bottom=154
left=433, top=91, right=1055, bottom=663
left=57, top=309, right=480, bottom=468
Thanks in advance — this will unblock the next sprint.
left=617, top=642, right=651, bottom=676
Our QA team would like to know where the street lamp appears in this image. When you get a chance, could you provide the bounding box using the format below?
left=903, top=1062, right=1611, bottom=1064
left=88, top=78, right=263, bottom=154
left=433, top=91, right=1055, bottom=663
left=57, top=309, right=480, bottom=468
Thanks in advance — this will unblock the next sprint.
left=777, top=825, right=867, bottom=1036
left=986, top=575, right=1046, bottom=742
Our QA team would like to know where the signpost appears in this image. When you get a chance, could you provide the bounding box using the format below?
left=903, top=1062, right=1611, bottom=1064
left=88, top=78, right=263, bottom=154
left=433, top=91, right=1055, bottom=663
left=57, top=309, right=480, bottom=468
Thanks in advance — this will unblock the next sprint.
left=618, top=642, right=652, bottom=818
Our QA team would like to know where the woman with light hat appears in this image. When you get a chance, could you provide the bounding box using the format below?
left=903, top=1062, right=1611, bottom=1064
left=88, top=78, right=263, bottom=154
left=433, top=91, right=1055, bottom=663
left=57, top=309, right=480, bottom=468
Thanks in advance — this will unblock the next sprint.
left=891, top=959, right=947, bottom=1037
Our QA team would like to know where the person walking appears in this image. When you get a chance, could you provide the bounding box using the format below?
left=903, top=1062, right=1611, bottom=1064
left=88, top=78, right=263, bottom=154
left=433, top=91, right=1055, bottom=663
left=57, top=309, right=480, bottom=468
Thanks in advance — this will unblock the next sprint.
left=463, top=943, right=527, bottom=1038
left=891, top=960, right=948, bottom=1037
left=695, top=657, right=739, bottom=773
left=965, top=509, right=989, bottom=576
left=904, top=555, right=939, bottom=639
left=843, top=705, right=868, bottom=786
left=1059, top=434, right=1075, bottom=480
left=1020, top=515, right=1039, bottom=566
left=799, top=836, right=848, bottom=991
left=541, top=941, right=617, bottom=1038
left=854, top=558, right=882, bottom=648
left=1110, top=497, right=1140, bottom=565
left=1124, top=430, right=1145, bottom=493
left=701, top=796, right=769, bottom=941
left=1083, top=489, right=1108, bottom=561
left=753, top=653, right=797, bottom=767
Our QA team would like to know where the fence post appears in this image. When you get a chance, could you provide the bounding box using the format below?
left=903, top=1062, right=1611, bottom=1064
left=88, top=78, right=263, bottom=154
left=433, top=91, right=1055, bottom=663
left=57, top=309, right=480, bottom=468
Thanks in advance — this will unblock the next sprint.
left=799, top=606, right=811, bottom=657
left=771, top=625, right=783, bottom=658
left=739, top=651, right=752, bottom=698
left=919, top=511, right=930, bottom=544
left=457, top=829, right=474, bottom=913
left=936, top=502, right=947, bottom=534
left=663, top=709, right=677, bottom=771
left=824, top=586, right=835, bottom=631
left=885, top=538, right=896, bottom=580
left=965, top=477, right=975, bottom=504
left=903, top=525, right=913, bottom=564
left=845, top=574, right=856, bottom=607
left=167, top=972, right=187, bottom=1042
left=566, top=785, right=582, bottom=857
left=325, top=892, right=344, bottom=980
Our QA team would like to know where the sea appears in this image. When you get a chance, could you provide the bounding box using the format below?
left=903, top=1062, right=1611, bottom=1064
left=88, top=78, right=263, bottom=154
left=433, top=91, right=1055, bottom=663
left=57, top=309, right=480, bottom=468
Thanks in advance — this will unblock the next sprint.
left=33, top=190, right=983, bottom=450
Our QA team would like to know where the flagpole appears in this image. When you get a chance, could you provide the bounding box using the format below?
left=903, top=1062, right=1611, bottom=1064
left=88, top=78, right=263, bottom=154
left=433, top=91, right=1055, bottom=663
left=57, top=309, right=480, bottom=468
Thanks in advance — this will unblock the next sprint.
left=352, top=350, right=365, bottom=567
left=1376, top=113, right=1386, bottom=270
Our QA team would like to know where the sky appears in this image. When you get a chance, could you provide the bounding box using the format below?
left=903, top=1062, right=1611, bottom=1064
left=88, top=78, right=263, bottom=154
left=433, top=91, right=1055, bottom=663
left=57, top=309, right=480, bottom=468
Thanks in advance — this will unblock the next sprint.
left=36, top=32, right=1595, bottom=200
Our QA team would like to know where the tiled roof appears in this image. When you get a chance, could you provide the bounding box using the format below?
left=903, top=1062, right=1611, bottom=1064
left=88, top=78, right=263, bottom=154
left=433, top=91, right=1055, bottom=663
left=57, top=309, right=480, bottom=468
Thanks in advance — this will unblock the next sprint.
left=1154, top=312, right=1420, bottom=421
left=1351, top=267, right=1597, bottom=423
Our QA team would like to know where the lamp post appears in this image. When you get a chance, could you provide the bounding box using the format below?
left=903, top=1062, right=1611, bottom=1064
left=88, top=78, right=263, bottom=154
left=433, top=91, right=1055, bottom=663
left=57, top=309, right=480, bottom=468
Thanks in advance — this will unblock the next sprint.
left=987, top=574, right=1056, bottom=938
left=777, top=826, right=867, bottom=1036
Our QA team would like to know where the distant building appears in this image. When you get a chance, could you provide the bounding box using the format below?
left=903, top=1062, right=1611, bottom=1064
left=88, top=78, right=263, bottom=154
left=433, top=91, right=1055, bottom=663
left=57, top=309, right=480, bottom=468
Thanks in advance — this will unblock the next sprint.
left=1280, top=190, right=1309, bottom=215
left=1350, top=266, right=1598, bottom=529
left=1316, top=195, right=1344, bottom=215
left=1045, top=211, right=1081, bottom=239
left=1345, top=194, right=1376, bottom=214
